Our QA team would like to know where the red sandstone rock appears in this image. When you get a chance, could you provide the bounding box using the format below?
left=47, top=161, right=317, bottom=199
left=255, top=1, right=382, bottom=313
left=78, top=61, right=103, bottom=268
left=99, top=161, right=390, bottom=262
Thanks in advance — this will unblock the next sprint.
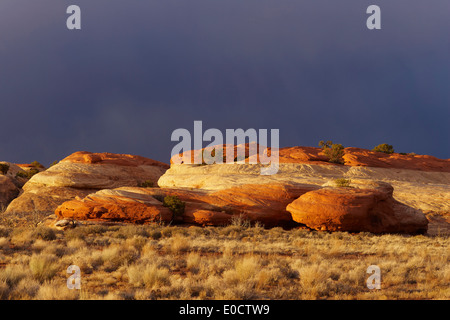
left=5, top=152, right=170, bottom=217
left=55, top=188, right=173, bottom=223
left=62, top=151, right=169, bottom=168
left=286, top=180, right=428, bottom=234
left=342, top=147, right=450, bottom=172
left=171, top=144, right=449, bottom=172
left=55, top=183, right=316, bottom=227
left=0, top=175, right=20, bottom=208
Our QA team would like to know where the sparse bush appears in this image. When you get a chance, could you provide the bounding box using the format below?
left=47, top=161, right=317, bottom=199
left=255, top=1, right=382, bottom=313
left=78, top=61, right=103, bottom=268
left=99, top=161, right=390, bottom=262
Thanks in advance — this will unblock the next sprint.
left=10, top=228, right=35, bottom=246
left=163, top=196, right=185, bottom=218
left=112, top=225, right=149, bottom=239
left=64, top=227, right=88, bottom=241
left=0, top=226, right=11, bottom=238
left=0, top=281, right=9, bottom=299
left=10, top=278, right=41, bottom=299
left=30, top=161, right=44, bottom=169
left=49, top=160, right=59, bottom=168
left=0, top=265, right=28, bottom=287
left=31, top=225, right=57, bottom=241
left=16, top=168, right=40, bottom=179
left=100, top=244, right=139, bottom=272
left=0, top=163, right=9, bottom=175
left=35, top=280, right=79, bottom=300
left=372, top=143, right=394, bottom=154
left=230, top=215, right=251, bottom=228
left=149, top=230, right=162, bottom=240
left=318, top=140, right=333, bottom=149
left=139, top=180, right=154, bottom=188
left=29, top=254, right=60, bottom=283
left=186, top=252, right=202, bottom=274
left=334, top=178, right=351, bottom=188
left=223, top=256, right=260, bottom=284
left=127, top=263, right=171, bottom=289
left=319, top=140, right=345, bottom=164
left=167, top=235, right=190, bottom=254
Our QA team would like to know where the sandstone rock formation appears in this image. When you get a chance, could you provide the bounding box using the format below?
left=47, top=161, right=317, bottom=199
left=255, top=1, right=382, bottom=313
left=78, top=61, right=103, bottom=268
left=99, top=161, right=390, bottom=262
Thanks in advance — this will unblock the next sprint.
left=55, top=188, right=173, bottom=224
left=4, top=145, right=449, bottom=235
left=55, top=183, right=316, bottom=227
left=5, top=152, right=170, bottom=218
left=0, top=175, right=20, bottom=209
left=31, top=151, right=169, bottom=190
left=286, top=180, right=428, bottom=234
left=159, top=144, right=449, bottom=234
left=0, top=161, right=28, bottom=188
left=342, top=147, right=450, bottom=172
left=170, top=144, right=450, bottom=172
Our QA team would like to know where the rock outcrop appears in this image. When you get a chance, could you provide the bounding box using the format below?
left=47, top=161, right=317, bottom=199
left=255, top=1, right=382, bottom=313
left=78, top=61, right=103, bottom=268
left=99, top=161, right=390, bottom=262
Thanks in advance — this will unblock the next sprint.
left=4, top=145, right=449, bottom=235
left=170, top=144, right=450, bottom=172
left=159, top=146, right=450, bottom=223
left=55, top=188, right=173, bottom=224
left=0, top=161, right=28, bottom=188
left=342, top=147, right=450, bottom=172
left=56, top=183, right=316, bottom=227
left=0, top=175, right=20, bottom=209
left=286, top=180, right=428, bottom=234
left=5, top=152, right=170, bottom=217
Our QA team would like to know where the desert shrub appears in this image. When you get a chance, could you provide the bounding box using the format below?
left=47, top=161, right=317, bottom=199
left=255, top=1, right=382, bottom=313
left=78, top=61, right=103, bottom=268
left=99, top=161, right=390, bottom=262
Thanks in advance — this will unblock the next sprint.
left=139, top=180, right=154, bottom=188
left=35, top=280, right=79, bottom=300
left=0, top=265, right=28, bottom=287
left=0, top=281, right=9, bottom=300
left=15, top=171, right=28, bottom=179
left=64, top=227, right=88, bottom=241
left=127, top=263, right=171, bottom=289
left=318, top=140, right=333, bottom=149
left=230, top=215, right=252, bottom=228
left=319, top=140, right=345, bottom=164
left=0, top=164, right=9, bottom=175
left=29, top=254, right=60, bottom=283
left=334, top=178, right=351, bottom=188
left=112, top=225, right=149, bottom=239
left=49, top=160, right=59, bottom=167
left=30, top=161, right=44, bottom=169
left=223, top=256, right=260, bottom=284
left=372, top=143, right=394, bottom=154
left=167, top=235, right=190, bottom=254
left=149, top=230, right=162, bottom=240
left=163, top=196, right=185, bottom=217
left=100, top=244, right=139, bottom=272
left=31, top=225, right=57, bottom=241
left=10, top=278, right=41, bottom=299
left=16, top=168, right=40, bottom=179
left=0, top=226, right=11, bottom=238
left=84, top=224, right=110, bottom=235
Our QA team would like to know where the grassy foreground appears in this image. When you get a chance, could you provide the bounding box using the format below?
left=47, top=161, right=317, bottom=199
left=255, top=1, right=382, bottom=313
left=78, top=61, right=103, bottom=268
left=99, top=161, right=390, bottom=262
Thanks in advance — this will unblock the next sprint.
left=0, top=219, right=449, bottom=300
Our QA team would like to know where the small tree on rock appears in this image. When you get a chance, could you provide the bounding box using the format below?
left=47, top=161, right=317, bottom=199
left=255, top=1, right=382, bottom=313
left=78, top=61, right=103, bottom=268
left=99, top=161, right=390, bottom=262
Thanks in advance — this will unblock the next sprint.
left=319, top=140, right=345, bottom=164
left=372, top=143, right=394, bottom=154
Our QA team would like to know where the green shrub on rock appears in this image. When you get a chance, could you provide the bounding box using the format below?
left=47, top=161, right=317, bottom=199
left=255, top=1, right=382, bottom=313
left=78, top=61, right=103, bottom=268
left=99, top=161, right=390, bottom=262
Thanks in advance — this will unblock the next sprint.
left=163, top=196, right=185, bottom=219
left=319, top=140, right=345, bottom=164
left=372, top=143, right=394, bottom=154
left=0, top=164, right=9, bottom=175
left=334, top=178, right=352, bottom=188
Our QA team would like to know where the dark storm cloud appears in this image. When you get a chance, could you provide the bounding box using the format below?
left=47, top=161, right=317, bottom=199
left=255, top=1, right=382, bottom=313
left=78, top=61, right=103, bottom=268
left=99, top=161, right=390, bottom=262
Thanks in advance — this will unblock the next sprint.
left=0, top=0, right=449, bottom=165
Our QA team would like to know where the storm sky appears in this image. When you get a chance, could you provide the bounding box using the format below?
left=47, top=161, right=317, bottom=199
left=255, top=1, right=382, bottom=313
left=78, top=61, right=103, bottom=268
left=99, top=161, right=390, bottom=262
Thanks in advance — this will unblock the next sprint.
left=0, top=0, right=449, bottom=165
